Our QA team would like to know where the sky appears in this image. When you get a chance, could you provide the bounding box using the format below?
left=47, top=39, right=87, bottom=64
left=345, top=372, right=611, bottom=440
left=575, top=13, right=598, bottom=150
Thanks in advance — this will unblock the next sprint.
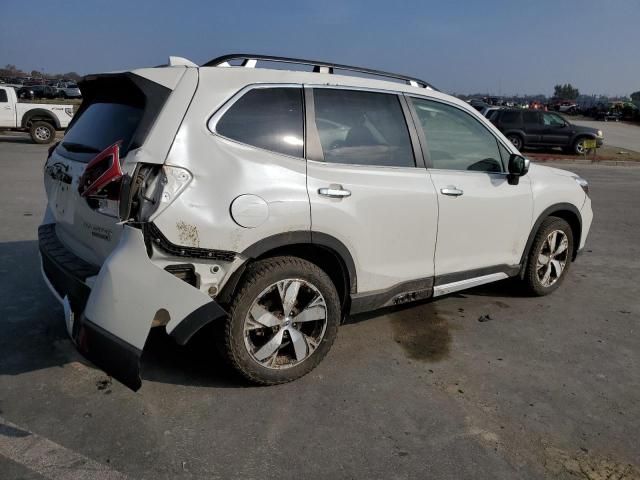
left=1, top=0, right=639, bottom=96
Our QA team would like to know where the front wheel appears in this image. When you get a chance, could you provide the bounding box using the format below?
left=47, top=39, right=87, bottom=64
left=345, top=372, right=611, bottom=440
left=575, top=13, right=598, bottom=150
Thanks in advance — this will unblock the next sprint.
left=522, top=217, right=574, bottom=296
left=222, top=256, right=340, bottom=385
left=573, top=138, right=588, bottom=155
left=29, top=121, right=55, bottom=144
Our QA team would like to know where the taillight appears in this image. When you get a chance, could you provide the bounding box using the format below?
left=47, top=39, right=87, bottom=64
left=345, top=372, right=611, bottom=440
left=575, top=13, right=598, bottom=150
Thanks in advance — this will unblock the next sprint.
left=78, top=141, right=123, bottom=200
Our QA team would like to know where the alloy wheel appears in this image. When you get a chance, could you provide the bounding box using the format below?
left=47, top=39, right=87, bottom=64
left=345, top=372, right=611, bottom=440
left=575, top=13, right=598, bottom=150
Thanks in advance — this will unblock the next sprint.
left=34, top=126, right=51, bottom=141
left=243, top=279, right=328, bottom=369
left=536, top=230, right=569, bottom=287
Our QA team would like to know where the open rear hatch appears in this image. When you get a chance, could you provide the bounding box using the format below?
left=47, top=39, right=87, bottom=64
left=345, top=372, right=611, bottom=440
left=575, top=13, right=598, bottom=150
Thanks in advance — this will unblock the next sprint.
left=43, top=73, right=172, bottom=266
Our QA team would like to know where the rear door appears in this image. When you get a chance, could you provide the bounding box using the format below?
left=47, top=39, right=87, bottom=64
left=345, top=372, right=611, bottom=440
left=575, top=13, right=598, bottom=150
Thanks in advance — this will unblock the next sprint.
left=305, top=86, right=438, bottom=294
left=522, top=110, right=545, bottom=145
left=43, top=73, right=175, bottom=266
left=407, top=96, right=533, bottom=278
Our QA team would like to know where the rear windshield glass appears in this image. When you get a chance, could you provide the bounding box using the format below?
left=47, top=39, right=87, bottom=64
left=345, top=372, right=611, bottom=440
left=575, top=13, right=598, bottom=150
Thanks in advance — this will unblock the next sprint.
left=58, top=74, right=169, bottom=163
left=61, top=103, right=143, bottom=159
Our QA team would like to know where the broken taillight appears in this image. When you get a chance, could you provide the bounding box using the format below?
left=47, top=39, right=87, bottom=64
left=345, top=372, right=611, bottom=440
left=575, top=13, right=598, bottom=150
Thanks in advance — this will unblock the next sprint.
left=78, top=141, right=123, bottom=200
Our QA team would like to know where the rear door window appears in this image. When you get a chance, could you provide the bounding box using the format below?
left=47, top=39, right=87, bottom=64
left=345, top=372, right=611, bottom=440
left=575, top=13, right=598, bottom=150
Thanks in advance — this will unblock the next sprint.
left=499, top=111, right=521, bottom=125
left=214, top=87, right=304, bottom=158
left=523, top=111, right=540, bottom=125
left=312, top=88, right=415, bottom=167
left=0, top=90, right=7, bottom=102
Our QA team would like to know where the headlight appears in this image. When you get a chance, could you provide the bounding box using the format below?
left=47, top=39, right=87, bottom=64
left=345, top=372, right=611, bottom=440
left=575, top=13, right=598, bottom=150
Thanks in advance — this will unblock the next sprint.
left=64, top=108, right=74, bottom=117
left=574, top=176, right=589, bottom=196
left=597, top=130, right=603, bottom=137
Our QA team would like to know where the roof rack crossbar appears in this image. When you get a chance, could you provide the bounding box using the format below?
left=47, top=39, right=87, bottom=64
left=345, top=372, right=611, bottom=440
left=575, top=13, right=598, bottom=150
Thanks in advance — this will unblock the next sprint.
left=203, top=54, right=437, bottom=90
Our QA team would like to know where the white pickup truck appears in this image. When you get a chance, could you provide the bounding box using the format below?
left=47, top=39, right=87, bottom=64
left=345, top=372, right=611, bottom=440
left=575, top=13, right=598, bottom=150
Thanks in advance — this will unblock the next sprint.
left=0, top=85, right=74, bottom=143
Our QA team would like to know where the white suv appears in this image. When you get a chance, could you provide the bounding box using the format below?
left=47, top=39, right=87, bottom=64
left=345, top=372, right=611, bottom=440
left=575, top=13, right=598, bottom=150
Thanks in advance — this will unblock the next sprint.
left=40, top=54, right=593, bottom=390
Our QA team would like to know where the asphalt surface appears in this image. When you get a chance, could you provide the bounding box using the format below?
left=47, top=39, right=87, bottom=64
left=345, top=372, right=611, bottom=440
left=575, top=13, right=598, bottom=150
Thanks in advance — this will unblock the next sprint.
left=1, top=136, right=639, bottom=479
left=571, top=118, right=640, bottom=152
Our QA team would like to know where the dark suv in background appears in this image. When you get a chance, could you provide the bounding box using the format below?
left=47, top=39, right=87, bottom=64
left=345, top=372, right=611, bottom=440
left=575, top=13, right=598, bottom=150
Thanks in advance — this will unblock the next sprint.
left=491, top=109, right=603, bottom=155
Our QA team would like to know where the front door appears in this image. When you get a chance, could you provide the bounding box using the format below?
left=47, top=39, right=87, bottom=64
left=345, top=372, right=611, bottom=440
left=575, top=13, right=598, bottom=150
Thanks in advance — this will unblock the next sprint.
left=541, top=111, right=571, bottom=147
left=305, top=87, right=438, bottom=294
left=407, top=96, right=533, bottom=280
left=0, top=89, right=14, bottom=127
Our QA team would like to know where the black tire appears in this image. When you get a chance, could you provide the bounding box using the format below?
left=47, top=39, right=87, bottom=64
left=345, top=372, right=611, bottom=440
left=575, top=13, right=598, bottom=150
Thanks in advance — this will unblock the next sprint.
left=222, top=256, right=340, bottom=385
left=522, top=217, right=574, bottom=296
left=573, top=137, right=588, bottom=155
left=29, top=121, right=55, bottom=144
left=507, top=134, right=524, bottom=151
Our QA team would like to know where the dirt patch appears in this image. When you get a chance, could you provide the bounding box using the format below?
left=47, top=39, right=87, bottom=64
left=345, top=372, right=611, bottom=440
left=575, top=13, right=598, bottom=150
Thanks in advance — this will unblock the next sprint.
left=544, top=446, right=640, bottom=479
left=176, top=221, right=200, bottom=248
left=390, top=303, right=451, bottom=361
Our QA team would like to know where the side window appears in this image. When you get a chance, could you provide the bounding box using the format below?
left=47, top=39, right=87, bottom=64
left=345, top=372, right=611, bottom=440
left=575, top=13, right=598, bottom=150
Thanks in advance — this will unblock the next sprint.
left=499, top=111, right=521, bottom=125
left=523, top=111, right=540, bottom=125
left=0, top=89, right=7, bottom=102
left=410, top=97, right=503, bottom=173
left=542, top=112, right=565, bottom=127
left=312, top=89, right=415, bottom=167
left=214, top=87, right=304, bottom=157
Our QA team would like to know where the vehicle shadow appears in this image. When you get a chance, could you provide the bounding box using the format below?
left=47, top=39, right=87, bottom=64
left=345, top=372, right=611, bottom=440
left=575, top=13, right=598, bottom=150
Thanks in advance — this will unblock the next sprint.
left=0, top=134, right=34, bottom=144
left=0, top=239, right=242, bottom=389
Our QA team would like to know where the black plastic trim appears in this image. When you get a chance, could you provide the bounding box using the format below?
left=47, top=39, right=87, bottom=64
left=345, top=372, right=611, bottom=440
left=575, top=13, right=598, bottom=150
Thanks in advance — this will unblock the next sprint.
left=350, top=277, right=433, bottom=315
left=145, top=223, right=236, bottom=262
left=38, top=224, right=99, bottom=313
left=76, top=316, right=143, bottom=391
left=240, top=231, right=357, bottom=294
left=170, top=301, right=228, bottom=346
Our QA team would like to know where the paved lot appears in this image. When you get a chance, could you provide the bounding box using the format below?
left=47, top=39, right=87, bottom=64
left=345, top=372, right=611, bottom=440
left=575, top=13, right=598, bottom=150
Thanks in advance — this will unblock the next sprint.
left=571, top=118, right=640, bottom=152
left=0, top=137, right=639, bottom=479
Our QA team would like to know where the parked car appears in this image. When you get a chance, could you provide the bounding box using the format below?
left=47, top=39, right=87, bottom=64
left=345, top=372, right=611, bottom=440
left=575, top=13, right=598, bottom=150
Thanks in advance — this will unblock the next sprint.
left=491, top=109, right=603, bottom=154
left=56, top=83, right=81, bottom=99
left=480, top=106, right=502, bottom=121
left=39, top=54, right=593, bottom=390
left=16, top=84, right=58, bottom=100
left=0, top=86, right=73, bottom=142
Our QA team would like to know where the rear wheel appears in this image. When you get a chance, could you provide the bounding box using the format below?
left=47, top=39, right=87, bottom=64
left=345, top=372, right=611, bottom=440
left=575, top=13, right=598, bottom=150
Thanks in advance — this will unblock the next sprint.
left=522, top=217, right=574, bottom=296
left=222, top=256, right=340, bottom=385
left=29, top=121, right=55, bottom=144
left=507, top=134, right=523, bottom=150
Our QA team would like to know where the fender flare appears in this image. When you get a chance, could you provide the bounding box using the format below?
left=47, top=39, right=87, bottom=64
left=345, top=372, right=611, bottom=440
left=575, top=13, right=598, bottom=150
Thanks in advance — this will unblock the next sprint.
left=21, top=108, right=60, bottom=129
left=240, top=230, right=357, bottom=294
left=519, top=202, right=582, bottom=276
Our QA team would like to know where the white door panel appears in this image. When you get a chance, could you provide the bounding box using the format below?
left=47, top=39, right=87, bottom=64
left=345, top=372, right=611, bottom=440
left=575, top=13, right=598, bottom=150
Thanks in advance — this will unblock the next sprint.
left=430, top=171, right=532, bottom=275
left=0, top=88, right=15, bottom=127
left=307, top=161, right=437, bottom=292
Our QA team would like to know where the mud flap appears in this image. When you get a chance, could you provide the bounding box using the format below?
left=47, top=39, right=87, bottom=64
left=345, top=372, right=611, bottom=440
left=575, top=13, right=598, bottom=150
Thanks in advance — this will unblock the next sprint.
left=80, top=225, right=222, bottom=390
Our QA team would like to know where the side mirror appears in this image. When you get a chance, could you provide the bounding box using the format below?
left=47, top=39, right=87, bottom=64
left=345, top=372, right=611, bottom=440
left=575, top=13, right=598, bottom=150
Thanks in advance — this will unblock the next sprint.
left=507, top=154, right=530, bottom=185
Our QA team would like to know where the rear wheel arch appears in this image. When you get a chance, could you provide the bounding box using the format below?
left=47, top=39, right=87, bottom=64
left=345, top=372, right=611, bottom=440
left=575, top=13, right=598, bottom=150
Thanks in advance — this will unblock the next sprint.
left=22, top=109, right=60, bottom=129
left=505, top=131, right=525, bottom=149
left=219, top=232, right=356, bottom=312
left=519, top=204, right=582, bottom=276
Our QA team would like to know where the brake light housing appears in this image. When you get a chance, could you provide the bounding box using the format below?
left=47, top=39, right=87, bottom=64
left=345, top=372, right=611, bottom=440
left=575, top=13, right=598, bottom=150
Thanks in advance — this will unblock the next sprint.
left=78, top=141, right=123, bottom=200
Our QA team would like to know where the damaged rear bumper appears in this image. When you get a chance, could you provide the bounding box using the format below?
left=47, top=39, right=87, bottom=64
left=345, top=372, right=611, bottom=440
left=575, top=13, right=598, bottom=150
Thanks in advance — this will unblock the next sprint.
left=38, top=223, right=227, bottom=391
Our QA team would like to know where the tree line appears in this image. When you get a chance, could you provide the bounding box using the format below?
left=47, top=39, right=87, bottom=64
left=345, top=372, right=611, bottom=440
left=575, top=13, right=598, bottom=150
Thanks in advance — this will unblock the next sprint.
left=0, top=64, right=81, bottom=81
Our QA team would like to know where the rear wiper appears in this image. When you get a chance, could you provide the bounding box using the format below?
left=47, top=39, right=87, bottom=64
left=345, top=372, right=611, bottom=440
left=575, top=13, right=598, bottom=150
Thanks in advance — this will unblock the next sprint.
left=61, top=142, right=101, bottom=153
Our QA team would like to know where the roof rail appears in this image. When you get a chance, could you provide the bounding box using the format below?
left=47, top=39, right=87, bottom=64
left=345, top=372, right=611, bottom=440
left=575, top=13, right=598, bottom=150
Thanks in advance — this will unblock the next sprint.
left=202, top=54, right=437, bottom=91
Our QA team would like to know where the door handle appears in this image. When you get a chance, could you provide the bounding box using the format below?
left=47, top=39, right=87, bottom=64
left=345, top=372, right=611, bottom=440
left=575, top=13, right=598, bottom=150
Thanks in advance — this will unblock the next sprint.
left=440, top=186, right=464, bottom=197
left=318, top=185, right=351, bottom=198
